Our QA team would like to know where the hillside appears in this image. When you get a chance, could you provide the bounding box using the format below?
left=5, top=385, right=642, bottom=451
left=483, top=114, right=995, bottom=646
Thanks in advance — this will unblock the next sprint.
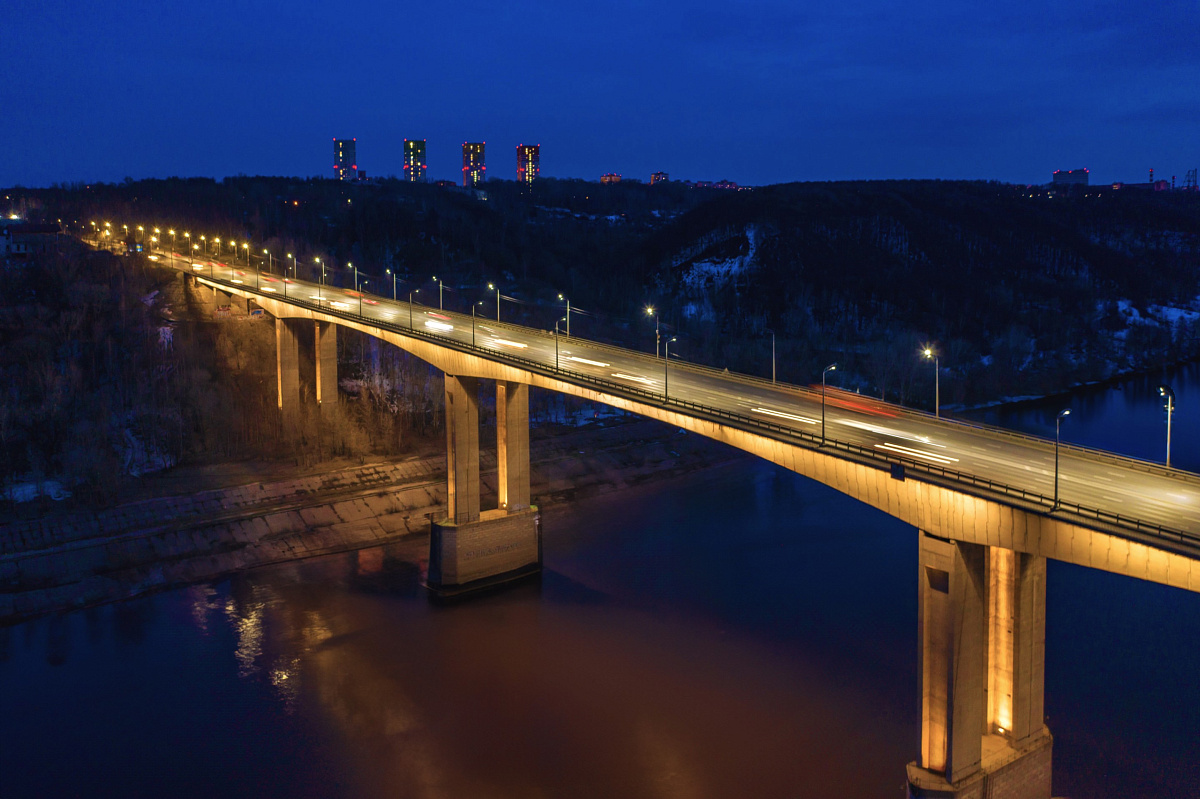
left=9, top=177, right=1200, bottom=411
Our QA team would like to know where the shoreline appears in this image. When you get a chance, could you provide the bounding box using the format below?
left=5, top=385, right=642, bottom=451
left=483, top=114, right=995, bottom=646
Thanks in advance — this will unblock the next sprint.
left=0, top=416, right=747, bottom=625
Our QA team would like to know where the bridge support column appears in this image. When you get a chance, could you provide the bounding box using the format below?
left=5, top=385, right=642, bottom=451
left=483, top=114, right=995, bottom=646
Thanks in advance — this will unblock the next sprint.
left=427, top=377, right=540, bottom=596
left=907, top=532, right=1051, bottom=798
left=314, top=321, right=338, bottom=408
left=497, top=381, right=530, bottom=511
left=275, top=317, right=301, bottom=417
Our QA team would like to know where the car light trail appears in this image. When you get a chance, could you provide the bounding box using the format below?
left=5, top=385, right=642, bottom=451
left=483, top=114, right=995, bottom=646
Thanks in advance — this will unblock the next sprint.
left=567, top=356, right=609, bottom=367
left=875, top=443, right=960, bottom=465
left=425, top=320, right=453, bottom=332
left=493, top=339, right=527, bottom=348
left=752, top=407, right=818, bottom=424
left=838, top=419, right=940, bottom=446
left=612, top=373, right=655, bottom=385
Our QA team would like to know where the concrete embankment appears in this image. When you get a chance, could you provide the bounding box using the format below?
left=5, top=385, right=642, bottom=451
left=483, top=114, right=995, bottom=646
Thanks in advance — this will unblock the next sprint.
left=0, top=419, right=744, bottom=624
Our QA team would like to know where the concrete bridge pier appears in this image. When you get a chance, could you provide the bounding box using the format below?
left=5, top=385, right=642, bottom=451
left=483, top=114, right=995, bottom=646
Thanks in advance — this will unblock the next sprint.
left=276, top=317, right=302, bottom=417
left=908, top=531, right=1052, bottom=798
left=314, top=320, right=338, bottom=410
left=427, top=376, right=540, bottom=595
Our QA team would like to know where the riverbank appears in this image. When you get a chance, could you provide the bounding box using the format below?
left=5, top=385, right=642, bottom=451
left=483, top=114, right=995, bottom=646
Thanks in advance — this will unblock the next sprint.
left=0, top=416, right=747, bottom=625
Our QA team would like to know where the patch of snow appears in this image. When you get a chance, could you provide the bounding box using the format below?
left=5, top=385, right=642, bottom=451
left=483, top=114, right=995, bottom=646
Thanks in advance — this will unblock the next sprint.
left=1, top=478, right=72, bottom=503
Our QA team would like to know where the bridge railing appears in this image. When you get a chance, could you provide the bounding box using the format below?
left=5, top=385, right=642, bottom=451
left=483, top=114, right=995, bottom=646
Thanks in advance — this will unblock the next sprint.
left=182, top=257, right=1200, bottom=551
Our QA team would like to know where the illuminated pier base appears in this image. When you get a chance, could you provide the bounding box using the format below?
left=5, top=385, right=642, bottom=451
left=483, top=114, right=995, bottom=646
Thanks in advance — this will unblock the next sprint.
left=907, top=531, right=1051, bottom=798
left=427, top=376, right=540, bottom=595
left=276, top=317, right=301, bottom=416
left=315, top=320, right=338, bottom=409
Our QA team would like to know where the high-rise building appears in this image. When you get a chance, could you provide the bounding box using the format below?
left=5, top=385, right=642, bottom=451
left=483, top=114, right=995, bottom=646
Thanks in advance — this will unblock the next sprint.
left=601, top=173, right=621, bottom=184
left=334, top=138, right=357, bottom=181
left=650, top=171, right=669, bottom=185
left=403, top=139, right=427, bottom=183
left=1052, top=168, right=1088, bottom=186
left=517, top=144, right=540, bottom=186
left=462, top=142, right=486, bottom=187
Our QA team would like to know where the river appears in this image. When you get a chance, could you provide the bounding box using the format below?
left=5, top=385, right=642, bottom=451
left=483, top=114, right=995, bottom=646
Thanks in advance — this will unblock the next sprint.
left=3, top=367, right=1200, bottom=797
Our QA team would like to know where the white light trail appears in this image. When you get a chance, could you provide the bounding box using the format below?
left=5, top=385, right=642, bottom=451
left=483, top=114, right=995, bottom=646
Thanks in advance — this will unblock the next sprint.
left=751, top=407, right=818, bottom=424
left=567, top=356, right=610, bottom=367
left=875, top=443, right=960, bottom=465
left=612, top=373, right=655, bottom=385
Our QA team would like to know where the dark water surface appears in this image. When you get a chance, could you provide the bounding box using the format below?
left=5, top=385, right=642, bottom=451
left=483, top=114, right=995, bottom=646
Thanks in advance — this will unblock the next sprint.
left=4, top=367, right=1200, bottom=798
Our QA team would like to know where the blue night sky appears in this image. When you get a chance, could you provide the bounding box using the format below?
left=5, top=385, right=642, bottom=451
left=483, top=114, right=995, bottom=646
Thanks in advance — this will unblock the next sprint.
left=3, top=0, right=1198, bottom=188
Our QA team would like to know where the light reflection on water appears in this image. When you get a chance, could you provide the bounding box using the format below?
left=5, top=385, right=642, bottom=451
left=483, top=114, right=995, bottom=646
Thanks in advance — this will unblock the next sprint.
left=2, top=366, right=1200, bottom=796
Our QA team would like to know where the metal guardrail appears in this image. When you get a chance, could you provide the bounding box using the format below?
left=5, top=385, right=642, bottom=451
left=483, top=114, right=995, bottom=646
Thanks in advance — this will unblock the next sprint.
left=179, top=253, right=1200, bottom=551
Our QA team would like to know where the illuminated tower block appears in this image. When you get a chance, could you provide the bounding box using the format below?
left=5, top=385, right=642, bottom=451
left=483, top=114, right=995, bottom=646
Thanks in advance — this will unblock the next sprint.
left=334, top=138, right=357, bottom=181
left=462, top=142, right=486, bottom=187
left=517, top=143, right=540, bottom=186
left=404, top=139, right=427, bottom=183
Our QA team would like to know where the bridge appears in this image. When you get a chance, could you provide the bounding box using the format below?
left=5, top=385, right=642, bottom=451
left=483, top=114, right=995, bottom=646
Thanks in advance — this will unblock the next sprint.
left=151, top=246, right=1198, bottom=799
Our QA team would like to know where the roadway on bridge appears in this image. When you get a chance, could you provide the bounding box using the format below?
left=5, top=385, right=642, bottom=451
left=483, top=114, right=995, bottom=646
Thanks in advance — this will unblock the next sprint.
left=164, top=251, right=1200, bottom=544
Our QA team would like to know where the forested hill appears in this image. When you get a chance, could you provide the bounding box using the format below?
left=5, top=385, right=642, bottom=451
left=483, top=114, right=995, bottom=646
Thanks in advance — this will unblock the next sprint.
left=642, top=180, right=1200, bottom=403
left=11, top=176, right=1200, bottom=405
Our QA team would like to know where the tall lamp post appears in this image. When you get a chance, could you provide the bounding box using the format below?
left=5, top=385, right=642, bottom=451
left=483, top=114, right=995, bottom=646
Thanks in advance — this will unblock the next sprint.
left=554, top=317, right=567, bottom=370
left=821, top=363, right=838, bottom=444
left=923, top=346, right=940, bottom=417
left=263, top=249, right=274, bottom=273
left=1054, top=408, right=1071, bottom=509
left=387, top=268, right=397, bottom=300
left=433, top=276, right=444, bottom=309
left=558, top=294, right=571, bottom=336
left=770, top=330, right=776, bottom=384
left=409, top=289, right=419, bottom=329
left=664, top=336, right=679, bottom=398
left=646, top=306, right=660, bottom=358
left=1159, top=384, right=1176, bottom=468
left=168, top=229, right=176, bottom=254
left=348, top=262, right=359, bottom=291
left=489, top=283, right=500, bottom=321
left=472, top=301, right=484, bottom=346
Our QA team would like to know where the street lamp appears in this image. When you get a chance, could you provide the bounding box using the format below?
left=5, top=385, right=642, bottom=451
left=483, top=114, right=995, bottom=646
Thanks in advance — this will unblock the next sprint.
left=433, top=275, right=444, bottom=309
left=554, top=317, right=567, bottom=370
left=213, top=237, right=221, bottom=256
left=200, top=235, right=207, bottom=254
left=769, top=330, right=776, bottom=384
left=1054, top=408, right=1071, bottom=509
left=315, top=257, right=324, bottom=303
left=646, top=306, right=660, bottom=358
left=923, top=346, right=939, bottom=417
left=168, top=229, right=175, bottom=253
left=242, top=242, right=249, bottom=265
left=821, top=363, right=838, bottom=445
left=348, top=262, right=359, bottom=291
left=263, top=249, right=274, bottom=273
left=489, top=282, right=500, bottom=321
left=1159, top=384, right=1176, bottom=468
left=558, top=293, right=571, bottom=336
left=409, top=289, right=419, bottom=329
left=387, top=268, right=397, bottom=300
left=664, top=336, right=679, bottom=398
left=472, top=301, right=484, bottom=346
